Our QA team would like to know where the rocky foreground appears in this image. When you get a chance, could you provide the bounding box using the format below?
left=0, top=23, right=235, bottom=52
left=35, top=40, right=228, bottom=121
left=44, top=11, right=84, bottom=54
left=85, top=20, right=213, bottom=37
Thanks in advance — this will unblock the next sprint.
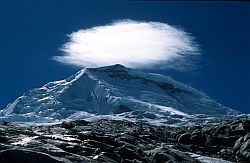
left=0, top=118, right=249, bottom=163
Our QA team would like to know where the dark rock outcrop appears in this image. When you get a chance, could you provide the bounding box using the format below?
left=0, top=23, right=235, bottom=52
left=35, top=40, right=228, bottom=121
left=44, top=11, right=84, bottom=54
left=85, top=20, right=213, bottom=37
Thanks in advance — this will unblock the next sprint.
left=234, top=133, right=250, bottom=161
left=0, top=117, right=249, bottom=162
left=0, top=149, right=63, bottom=163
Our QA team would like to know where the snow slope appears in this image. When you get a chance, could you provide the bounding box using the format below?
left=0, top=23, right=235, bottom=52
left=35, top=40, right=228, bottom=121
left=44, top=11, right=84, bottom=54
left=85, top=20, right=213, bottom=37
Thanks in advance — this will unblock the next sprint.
left=0, top=64, right=240, bottom=124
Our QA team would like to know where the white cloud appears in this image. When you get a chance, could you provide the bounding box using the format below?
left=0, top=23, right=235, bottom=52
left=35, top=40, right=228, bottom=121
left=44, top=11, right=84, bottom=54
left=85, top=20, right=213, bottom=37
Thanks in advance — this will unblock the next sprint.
left=54, top=20, right=200, bottom=70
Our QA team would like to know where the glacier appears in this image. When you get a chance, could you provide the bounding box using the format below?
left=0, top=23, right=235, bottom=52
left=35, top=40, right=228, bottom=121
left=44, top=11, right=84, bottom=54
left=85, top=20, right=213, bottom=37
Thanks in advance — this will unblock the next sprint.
left=0, top=64, right=240, bottom=125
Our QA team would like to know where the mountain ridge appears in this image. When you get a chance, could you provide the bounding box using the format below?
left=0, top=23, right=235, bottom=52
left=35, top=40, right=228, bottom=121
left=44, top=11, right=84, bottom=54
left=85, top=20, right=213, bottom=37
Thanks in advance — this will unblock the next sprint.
left=0, top=64, right=240, bottom=124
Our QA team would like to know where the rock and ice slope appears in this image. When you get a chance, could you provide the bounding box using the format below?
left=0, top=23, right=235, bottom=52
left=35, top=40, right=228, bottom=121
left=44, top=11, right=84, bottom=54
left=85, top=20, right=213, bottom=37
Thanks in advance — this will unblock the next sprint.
left=0, top=118, right=249, bottom=162
left=0, top=64, right=239, bottom=123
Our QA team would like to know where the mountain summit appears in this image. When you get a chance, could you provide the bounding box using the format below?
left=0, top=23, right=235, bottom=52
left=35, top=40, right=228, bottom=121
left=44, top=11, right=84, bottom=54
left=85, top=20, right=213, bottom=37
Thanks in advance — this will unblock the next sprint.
left=0, top=64, right=239, bottom=124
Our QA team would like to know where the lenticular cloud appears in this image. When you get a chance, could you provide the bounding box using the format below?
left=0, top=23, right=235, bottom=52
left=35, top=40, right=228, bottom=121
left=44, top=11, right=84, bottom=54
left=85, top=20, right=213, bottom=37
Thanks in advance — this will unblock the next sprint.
left=54, top=20, right=199, bottom=70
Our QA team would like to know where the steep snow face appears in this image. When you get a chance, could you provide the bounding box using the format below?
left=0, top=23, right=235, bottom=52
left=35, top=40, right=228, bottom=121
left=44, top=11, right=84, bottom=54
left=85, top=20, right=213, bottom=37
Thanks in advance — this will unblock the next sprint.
left=0, top=64, right=239, bottom=123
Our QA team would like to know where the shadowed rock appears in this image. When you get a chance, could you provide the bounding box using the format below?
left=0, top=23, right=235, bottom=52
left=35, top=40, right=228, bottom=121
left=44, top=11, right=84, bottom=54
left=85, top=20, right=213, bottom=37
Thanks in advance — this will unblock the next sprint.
left=0, top=149, right=63, bottom=163
left=0, top=117, right=249, bottom=162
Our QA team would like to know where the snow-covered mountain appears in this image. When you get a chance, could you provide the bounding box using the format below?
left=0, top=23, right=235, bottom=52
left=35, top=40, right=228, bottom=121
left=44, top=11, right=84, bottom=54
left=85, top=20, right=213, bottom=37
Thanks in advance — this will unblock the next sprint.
left=0, top=64, right=240, bottom=125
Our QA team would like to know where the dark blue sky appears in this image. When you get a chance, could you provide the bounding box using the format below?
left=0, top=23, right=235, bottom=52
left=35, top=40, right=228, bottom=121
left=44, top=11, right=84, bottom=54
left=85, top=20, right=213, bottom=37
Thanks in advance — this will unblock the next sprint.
left=0, top=1, right=249, bottom=113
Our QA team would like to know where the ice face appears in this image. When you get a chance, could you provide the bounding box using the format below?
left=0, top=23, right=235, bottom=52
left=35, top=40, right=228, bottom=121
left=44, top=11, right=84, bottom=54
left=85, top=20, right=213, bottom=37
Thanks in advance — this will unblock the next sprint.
left=0, top=64, right=240, bottom=123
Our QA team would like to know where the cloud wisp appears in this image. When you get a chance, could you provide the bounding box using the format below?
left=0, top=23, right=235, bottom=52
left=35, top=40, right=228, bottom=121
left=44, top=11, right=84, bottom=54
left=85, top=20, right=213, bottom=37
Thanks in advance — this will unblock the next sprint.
left=54, top=20, right=200, bottom=70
